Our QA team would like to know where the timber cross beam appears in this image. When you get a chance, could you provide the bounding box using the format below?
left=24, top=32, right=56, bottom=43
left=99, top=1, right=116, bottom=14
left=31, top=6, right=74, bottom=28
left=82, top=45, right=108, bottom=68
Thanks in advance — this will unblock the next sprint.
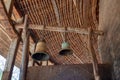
left=16, top=24, right=104, bottom=36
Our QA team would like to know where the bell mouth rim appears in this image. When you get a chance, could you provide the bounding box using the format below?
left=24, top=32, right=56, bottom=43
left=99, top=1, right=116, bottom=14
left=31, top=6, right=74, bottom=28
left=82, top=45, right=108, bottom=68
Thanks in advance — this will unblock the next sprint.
left=32, top=52, right=49, bottom=61
left=59, top=49, right=73, bottom=56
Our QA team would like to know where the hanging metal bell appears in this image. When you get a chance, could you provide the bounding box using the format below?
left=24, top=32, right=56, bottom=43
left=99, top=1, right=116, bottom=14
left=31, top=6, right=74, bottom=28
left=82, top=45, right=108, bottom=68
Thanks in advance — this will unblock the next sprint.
left=59, top=42, right=73, bottom=56
left=32, top=40, right=49, bottom=61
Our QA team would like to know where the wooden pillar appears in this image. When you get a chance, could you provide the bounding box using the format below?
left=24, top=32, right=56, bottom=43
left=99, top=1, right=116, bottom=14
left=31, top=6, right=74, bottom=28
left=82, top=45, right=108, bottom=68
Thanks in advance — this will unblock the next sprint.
left=88, top=28, right=101, bottom=80
left=2, top=33, right=21, bottom=80
left=19, top=15, right=29, bottom=80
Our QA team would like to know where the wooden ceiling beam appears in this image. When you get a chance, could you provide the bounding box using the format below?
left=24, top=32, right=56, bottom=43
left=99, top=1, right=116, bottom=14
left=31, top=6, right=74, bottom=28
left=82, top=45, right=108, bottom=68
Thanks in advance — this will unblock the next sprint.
left=2, top=0, right=15, bottom=18
left=16, top=24, right=103, bottom=35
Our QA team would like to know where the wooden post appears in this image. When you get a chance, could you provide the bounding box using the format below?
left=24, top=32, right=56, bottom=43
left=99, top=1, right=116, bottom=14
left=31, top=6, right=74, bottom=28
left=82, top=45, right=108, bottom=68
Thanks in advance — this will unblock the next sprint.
left=88, top=28, right=101, bottom=80
left=19, top=15, right=29, bottom=80
left=1, top=35, right=21, bottom=80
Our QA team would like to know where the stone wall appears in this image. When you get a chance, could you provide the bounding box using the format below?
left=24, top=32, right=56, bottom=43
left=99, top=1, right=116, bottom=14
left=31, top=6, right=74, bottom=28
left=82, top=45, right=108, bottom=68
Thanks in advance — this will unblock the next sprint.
left=99, top=0, right=120, bottom=80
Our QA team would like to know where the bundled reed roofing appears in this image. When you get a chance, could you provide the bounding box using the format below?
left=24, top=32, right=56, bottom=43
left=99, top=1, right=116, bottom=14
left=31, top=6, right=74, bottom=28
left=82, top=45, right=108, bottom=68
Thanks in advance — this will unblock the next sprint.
left=0, top=0, right=100, bottom=65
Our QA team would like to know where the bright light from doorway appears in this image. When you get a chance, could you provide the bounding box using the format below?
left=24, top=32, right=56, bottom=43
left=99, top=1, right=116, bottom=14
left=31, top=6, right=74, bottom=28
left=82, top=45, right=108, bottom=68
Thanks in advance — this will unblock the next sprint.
left=0, top=55, right=20, bottom=80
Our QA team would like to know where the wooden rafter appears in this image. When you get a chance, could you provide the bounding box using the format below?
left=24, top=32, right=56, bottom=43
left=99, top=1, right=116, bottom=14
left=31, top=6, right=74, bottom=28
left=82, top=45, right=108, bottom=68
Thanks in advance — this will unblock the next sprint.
left=0, top=0, right=18, bottom=38
left=3, top=0, right=15, bottom=17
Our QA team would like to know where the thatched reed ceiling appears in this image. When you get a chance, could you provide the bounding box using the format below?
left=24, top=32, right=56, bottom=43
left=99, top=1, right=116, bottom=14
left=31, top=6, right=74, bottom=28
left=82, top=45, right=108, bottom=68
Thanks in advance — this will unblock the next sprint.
left=0, top=0, right=100, bottom=66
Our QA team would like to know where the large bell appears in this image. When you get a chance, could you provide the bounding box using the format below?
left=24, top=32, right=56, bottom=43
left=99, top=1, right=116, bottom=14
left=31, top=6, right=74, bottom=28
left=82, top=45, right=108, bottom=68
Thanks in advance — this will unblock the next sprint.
left=59, top=42, right=73, bottom=56
left=32, top=40, right=49, bottom=61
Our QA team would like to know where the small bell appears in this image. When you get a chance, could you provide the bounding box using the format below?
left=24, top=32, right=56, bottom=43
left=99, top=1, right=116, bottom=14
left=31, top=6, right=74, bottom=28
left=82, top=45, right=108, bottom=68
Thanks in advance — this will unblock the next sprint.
left=59, top=42, right=73, bottom=56
left=32, top=40, right=49, bottom=61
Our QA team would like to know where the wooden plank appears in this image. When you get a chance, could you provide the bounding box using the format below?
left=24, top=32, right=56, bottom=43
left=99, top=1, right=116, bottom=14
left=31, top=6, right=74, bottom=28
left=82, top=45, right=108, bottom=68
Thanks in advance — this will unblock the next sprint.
left=2, top=34, right=21, bottom=80
left=19, top=15, right=29, bottom=80
left=27, top=64, right=112, bottom=80
left=16, top=24, right=103, bottom=35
